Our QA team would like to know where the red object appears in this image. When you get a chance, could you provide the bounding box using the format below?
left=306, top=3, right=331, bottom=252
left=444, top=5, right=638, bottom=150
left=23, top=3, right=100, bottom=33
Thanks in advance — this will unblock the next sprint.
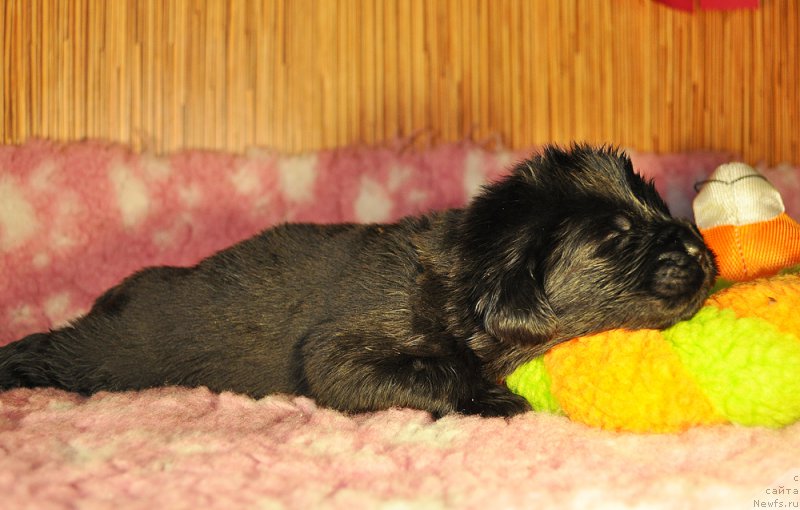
left=656, top=0, right=759, bottom=11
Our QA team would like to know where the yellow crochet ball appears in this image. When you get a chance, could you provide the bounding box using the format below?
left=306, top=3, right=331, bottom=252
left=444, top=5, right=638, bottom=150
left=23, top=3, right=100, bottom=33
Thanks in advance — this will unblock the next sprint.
left=506, top=273, right=800, bottom=433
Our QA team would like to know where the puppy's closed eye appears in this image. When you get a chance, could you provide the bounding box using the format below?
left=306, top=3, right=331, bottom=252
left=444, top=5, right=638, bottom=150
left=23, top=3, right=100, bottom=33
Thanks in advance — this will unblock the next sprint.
left=611, top=214, right=633, bottom=233
left=599, top=214, right=633, bottom=244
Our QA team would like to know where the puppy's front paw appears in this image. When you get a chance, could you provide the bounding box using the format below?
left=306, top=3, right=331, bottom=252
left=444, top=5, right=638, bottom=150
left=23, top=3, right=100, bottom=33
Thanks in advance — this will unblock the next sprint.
left=459, top=384, right=531, bottom=418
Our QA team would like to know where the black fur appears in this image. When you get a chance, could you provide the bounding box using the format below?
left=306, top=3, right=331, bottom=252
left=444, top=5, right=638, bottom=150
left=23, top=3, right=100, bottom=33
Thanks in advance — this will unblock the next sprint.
left=0, top=145, right=716, bottom=417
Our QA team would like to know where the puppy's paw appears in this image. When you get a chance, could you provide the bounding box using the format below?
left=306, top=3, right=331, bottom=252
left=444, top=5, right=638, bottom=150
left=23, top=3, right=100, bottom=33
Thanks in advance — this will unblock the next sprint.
left=459, top=384, right=531, bottom=418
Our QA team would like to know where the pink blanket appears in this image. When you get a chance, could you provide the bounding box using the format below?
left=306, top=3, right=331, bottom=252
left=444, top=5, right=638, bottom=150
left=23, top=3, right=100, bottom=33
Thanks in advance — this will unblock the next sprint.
left=1, top=140, right=798, bottom=509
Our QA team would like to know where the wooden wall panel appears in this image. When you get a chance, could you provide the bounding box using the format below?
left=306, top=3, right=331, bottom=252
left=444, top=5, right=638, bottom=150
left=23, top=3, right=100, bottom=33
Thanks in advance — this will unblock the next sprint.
left=1, top=0, right=798, bottom=164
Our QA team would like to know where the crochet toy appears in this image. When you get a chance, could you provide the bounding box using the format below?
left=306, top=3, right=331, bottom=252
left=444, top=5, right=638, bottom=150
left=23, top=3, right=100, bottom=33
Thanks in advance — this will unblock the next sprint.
left=506, top=162, right=800, bottom=433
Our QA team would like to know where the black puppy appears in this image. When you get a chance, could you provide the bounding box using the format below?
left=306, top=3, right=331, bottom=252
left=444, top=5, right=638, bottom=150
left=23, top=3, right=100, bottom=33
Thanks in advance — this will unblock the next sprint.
left=0, top=145, right=716, bottom=417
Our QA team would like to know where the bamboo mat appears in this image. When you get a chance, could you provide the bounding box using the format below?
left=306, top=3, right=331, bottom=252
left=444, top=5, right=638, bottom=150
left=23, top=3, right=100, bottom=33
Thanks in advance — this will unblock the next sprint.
left=1, top=0, right=798, bottom=164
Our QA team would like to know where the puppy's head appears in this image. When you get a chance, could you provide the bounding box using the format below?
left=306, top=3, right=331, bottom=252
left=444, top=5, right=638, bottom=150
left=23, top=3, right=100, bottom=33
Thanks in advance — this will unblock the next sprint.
left=457, top=144, right=717, bottom=347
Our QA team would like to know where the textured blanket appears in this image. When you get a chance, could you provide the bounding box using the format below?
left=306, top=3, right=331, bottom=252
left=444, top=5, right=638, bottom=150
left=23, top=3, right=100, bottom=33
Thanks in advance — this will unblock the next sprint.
left=1, top=140, right=799, bottom=509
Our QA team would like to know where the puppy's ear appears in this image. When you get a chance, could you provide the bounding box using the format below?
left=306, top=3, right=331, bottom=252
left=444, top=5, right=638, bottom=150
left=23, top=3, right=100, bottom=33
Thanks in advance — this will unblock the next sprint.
left=460, top=157, right=560, bottom=345
left=479, top=264, right=558, bottom=345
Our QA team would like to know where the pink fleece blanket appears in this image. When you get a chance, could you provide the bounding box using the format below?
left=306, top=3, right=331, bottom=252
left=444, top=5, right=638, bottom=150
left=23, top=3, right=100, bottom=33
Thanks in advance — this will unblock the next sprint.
left=1, top=140, right=798, bottom=509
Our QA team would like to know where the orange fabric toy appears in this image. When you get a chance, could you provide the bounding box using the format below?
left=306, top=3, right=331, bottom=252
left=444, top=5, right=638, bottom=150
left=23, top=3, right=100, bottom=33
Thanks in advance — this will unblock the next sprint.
left=694, top=162, right=800, bottom=281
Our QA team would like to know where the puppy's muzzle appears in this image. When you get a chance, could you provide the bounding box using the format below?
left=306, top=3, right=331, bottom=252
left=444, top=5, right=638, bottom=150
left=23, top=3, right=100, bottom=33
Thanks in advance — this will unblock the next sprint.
left=651, top=226, right=714, bottom=298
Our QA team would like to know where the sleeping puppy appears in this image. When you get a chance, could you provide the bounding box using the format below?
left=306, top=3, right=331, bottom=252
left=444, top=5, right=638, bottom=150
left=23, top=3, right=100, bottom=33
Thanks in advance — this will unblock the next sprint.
left=0, top=144, right=716, bottom=417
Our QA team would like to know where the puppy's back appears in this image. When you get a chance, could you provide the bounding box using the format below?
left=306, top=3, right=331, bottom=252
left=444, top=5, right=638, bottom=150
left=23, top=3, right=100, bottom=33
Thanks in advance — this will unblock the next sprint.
left=0, top=222, right=425, bottom=397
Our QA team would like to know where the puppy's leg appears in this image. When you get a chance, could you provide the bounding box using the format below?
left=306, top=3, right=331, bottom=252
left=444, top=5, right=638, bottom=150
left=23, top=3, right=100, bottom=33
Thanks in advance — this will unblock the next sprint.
left=300, top=336, right=530, bottom=417
left=457, top=381, right=531, bottom=418
left=0, top=332, right=82, bottom=392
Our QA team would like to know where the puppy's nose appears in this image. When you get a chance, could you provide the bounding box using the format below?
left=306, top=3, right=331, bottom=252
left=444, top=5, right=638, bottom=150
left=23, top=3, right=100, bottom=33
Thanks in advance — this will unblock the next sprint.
left=661, top=225, right=706, bottom=260
left=679, top=229, right=716, bottom=271
left=679, top=231, right=705, bottom=259
left=684, top=242, right=702, bottom=258
left=653, top=250, right=701, bottom=297
left=650, top=224, right=714, bottom=298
